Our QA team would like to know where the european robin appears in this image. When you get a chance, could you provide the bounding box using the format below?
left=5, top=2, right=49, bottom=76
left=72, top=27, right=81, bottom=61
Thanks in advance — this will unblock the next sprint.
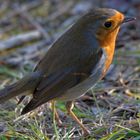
left=0, top=8, right=135, bottom=135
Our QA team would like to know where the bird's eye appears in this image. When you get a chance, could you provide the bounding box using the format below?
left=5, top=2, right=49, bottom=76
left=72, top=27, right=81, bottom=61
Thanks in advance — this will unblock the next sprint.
left=104, top=21, right=112, bottom=29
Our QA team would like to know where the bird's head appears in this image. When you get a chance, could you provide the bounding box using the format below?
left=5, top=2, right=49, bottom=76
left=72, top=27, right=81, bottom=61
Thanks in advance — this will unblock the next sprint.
left=79, top=8, right=135, bottom=48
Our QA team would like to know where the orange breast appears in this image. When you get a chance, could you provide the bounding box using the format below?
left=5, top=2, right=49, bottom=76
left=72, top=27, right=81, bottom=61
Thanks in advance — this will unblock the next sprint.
left=102, top=46, right=115, bottom=75
left=99, top=28, right=120, bottom=77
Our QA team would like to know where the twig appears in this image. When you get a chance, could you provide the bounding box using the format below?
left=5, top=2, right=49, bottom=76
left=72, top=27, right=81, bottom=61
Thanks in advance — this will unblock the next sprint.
left=0, top=30, right=42, bottom=51
left=93, top=86, right=140, bottom=92
left=16, top=8, right=50, bottom=40
left=0, top=1, right=42, bottom=24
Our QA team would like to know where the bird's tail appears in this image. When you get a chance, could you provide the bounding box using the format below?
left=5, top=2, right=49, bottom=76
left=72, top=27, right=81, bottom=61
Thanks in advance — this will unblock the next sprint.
left=0, top=71, right=41, bottom=103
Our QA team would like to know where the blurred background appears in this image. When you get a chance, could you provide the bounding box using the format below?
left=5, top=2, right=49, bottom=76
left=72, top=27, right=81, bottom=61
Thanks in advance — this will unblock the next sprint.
left=0, top=0, right=140, bottom=139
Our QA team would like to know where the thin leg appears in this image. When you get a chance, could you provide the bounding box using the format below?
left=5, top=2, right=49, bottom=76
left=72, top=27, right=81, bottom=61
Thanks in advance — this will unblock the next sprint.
left=51, top=101, right=62, bottom=126
left=66, top=101, right=90, bottom=136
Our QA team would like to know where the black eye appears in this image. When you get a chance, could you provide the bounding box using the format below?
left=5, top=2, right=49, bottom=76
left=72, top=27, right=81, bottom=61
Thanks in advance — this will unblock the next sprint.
left=104, top=21, right=112, bottom=28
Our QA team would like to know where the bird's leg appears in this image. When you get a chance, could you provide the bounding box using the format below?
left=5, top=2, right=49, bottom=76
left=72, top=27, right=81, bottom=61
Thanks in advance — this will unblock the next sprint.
left=51, top=101, right=62, bottom=126
left=66, top=101, right=90, bottom=136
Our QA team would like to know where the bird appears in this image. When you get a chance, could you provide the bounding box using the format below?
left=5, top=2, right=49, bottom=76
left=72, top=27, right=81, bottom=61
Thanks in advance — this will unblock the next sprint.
left=0, top=8, right=135, bottom=135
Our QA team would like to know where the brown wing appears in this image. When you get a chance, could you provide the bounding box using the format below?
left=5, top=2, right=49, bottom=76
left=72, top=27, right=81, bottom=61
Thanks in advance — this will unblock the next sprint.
left=21, top=67, right=89, bottom=115
left=21, top=48, right=103, bottom=115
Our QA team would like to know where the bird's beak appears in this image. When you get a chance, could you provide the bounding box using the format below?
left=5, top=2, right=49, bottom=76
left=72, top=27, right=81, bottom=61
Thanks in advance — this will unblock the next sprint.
left=123, top=16, right=136, bottom=23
